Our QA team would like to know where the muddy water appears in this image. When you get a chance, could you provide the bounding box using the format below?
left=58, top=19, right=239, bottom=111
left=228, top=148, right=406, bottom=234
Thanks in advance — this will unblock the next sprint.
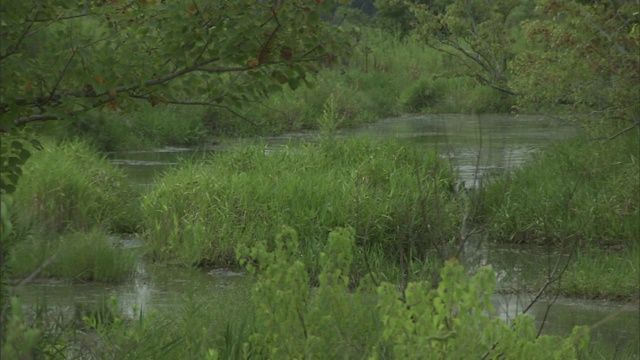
left=346, top=114, right=579, bottom=187
left=14, top=114, right=639, bottom=356
left=110, top=114, right=578, bottom=187
left=14, top=261, right=639, bottom=356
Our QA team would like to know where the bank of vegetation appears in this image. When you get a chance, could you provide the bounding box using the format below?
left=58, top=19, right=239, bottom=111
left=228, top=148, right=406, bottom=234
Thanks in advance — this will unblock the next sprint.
left=2, top=0, right=638, bottom=358
left=40, top=26, right=516, bottom=152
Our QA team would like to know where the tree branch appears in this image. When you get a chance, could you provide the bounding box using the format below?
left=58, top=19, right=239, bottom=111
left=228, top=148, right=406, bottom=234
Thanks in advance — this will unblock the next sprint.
left=0, top=4, right=41, bottom=61
left=14, top=114, right=59, bottom=126
left=592, top=119, right=640, bottom=142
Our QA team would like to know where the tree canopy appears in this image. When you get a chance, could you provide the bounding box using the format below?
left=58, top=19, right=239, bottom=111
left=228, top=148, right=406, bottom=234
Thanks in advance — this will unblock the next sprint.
left=407, top=0, right=638, bottom=133
left=0, top=0, right=351, bottom=238
left=0, top=0, right=350, bottom=133
left=510, top=0, right=639, bottom=134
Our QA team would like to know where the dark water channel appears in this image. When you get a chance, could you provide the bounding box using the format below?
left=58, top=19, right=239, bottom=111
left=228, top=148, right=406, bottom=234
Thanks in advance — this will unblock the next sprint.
left=15, top=114, right=639, bottom=357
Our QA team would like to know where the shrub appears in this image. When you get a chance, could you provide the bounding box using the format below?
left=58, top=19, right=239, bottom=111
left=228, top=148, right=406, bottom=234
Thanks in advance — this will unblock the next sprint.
left=236, top=226, right=590, bottom=359
left=399, top=78, right=446, bottom=113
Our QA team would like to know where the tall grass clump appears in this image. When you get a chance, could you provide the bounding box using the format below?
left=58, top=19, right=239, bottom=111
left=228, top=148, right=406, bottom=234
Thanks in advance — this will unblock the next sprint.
left=141, top=134, right=461, bottom=273
left=12, top=140, right=138, bottom=234
left=7, top=228, right=136, bottom=283
left=478, top=130, right=639, bottom=247
left=560, top=246, right=640, bottom=300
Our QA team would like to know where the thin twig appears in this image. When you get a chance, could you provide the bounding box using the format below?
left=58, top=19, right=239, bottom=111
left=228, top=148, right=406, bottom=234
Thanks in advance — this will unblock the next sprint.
left=1, top=255, right=57, bottom=324
left=593, top=120, right=640, bottom=142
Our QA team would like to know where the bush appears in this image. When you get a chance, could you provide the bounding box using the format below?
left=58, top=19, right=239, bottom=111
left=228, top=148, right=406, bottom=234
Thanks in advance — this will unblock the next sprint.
left=399, top=78, right=446, bottom=113
left=236, top=227, right=590, bottom=359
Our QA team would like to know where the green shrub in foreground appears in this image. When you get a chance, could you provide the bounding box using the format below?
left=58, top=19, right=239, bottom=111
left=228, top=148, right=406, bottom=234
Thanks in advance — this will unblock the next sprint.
left=141, top=137, right=462, bottom=271
left=234, top=226, right=590, bottom=359
left=13, top=140, right=138, bottom=234
left=2, top=228, right=595, bottom=359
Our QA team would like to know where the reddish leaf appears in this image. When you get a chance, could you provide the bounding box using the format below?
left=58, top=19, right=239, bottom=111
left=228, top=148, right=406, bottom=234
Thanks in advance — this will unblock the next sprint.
left=247, top=59, right=259, bottom=68
left=281, top=49, right=292, bottom=60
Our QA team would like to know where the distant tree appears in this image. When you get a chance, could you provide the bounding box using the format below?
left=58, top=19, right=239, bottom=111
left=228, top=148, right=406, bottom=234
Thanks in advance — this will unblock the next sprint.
left=408, top=0, right=520, bottom=94
left=510, top=0, right=639, bottom=135
left=373, top=0, right=415, bottom=36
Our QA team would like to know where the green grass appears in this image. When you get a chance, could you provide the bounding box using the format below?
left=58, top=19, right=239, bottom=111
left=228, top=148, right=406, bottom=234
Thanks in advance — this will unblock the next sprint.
left=228, top=27, right=515, bottom=137
left=39, top=104, right=209, bottom=152
left=561, top=247, right=640, bottom=300
left=140, top=135, right=462, bottom=277
left=477, top=130, right=640, bottom=248
left=7, top=228, right=137, bottom=283
left=12, top=139, right=139, bottom=234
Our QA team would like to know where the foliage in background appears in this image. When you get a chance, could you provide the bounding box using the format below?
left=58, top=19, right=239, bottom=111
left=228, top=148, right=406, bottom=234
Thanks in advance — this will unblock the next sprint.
left=24, top=22, right=522, bottom=146
left=409, top=0, right=521, bottom=95
left=0, top=0, right=351, bottom=133
left=40, top=105, right=209, bottom=152
left=510, top=0, right=640, bottom=133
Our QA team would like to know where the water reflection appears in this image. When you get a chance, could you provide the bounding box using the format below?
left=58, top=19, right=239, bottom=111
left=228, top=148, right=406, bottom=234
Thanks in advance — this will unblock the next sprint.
left=107, top=114, right=579, bottom=188
left=17, top=114, right=635, bottom=355
left=346, top=114, right=577, bottom=187
left=14, top=261, right=638, bottom=357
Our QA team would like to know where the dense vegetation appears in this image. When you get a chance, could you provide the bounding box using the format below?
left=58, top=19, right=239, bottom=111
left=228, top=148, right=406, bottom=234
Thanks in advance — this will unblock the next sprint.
left=1, top=0, right=638, bottom=358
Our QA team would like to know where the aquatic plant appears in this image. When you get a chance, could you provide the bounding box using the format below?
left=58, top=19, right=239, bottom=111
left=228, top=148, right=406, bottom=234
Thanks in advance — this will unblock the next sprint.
left=141, top=136, right=461, bottom=276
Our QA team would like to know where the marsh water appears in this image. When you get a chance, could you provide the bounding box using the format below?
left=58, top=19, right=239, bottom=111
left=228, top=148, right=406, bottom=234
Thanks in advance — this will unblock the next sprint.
left=110, top=114, right=580, bottom=187
left=14, top=114, right=639, bottom=356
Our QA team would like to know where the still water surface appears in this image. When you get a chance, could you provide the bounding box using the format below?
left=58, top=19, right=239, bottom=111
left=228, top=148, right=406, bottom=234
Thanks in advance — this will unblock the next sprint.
left=14, top=114, right=639, bottom=356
